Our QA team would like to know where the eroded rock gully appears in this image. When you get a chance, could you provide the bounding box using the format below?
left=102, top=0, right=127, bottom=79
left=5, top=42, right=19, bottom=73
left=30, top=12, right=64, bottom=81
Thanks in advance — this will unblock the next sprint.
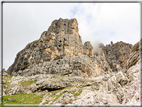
left=2, top=18, right=141, bottom=105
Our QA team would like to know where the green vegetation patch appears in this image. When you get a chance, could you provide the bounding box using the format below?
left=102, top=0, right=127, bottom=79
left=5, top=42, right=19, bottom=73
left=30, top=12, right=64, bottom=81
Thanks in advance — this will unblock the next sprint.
left=3, top=93, right=44, bottom=104
left=71, top=89, right=82, bottom=99
left=20, top=80, right=37, bottom=86
left=5, top=75, right=13, bottom=78
left=51, top=92, right=65, bottom=104
left=126, top=74, right=129, bottom=79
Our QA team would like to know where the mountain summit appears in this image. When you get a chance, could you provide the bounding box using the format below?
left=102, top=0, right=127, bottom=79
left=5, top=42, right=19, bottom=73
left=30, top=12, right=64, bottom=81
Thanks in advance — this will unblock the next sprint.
left=7, top=18, right=95, bottom=78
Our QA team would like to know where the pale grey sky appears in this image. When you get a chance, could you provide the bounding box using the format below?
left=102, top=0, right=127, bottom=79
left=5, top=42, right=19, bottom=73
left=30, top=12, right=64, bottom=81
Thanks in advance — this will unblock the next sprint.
left=3, top=3, right=140, bottom=70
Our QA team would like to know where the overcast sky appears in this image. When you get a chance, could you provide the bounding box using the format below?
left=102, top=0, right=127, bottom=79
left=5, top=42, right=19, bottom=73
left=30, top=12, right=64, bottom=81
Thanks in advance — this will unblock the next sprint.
left=3, top=3, right=140, bottom=70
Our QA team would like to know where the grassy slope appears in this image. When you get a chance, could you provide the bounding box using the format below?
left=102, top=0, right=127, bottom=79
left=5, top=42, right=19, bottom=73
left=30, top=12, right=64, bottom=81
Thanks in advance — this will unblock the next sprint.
left=3, top=93, right=44, bottom=104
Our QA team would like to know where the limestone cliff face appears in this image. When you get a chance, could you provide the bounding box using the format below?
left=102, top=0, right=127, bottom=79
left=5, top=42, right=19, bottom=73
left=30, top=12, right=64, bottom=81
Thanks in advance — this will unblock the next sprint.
left=105, top=41, right=133, bottom=71
left=127, top=39, right=141, bottom=69
left=7, top=18, right=95, bottom=78
left=95, top=41, right=133, bottom=72
left=93, top=43, right=112, bottom=76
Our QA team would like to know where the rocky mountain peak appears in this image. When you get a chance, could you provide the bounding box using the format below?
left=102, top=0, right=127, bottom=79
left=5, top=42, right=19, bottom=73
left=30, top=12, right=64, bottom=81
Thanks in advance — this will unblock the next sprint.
left=5, top=18, right=137, bottom=81
left=47, top=18, right=79, bottom=37
left=6, top=18, right=95, bottom=78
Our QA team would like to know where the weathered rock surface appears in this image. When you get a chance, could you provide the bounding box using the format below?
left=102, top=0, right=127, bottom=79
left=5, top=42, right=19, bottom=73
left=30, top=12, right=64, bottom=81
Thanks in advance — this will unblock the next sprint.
left=127, top=39, right=141, bottom=69
left=83, top=41, right=94, bottom=57
left=69, top=60, right=140, bottom=105
left=3, top=72, right=98, bottom=96
left=47, top=18, right=79, bottom=37
left=123, top=61, right=140, bottom=105
left=53, top=93, right=75, bottom=104
left=95, top=41, right=133, bottom=72
left=91, top=54, right=112, bottom=77
left=9, top=55, right=95, bottom=79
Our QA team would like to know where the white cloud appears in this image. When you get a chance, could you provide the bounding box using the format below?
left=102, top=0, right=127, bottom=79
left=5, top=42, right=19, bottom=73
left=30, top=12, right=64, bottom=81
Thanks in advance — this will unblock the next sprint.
left=71, top=3, right=140, bottom=46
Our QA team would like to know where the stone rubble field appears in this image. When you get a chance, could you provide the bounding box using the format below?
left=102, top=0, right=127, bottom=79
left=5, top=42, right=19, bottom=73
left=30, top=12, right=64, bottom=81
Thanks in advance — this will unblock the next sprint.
left=2, top=59, right=140, bottom=106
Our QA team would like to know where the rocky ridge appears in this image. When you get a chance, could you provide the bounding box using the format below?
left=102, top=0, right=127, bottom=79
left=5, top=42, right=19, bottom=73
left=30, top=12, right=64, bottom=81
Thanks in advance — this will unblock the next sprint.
left=2, top=18, right=141, bottom=105
left=6, top=18, right=133, bottom=78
